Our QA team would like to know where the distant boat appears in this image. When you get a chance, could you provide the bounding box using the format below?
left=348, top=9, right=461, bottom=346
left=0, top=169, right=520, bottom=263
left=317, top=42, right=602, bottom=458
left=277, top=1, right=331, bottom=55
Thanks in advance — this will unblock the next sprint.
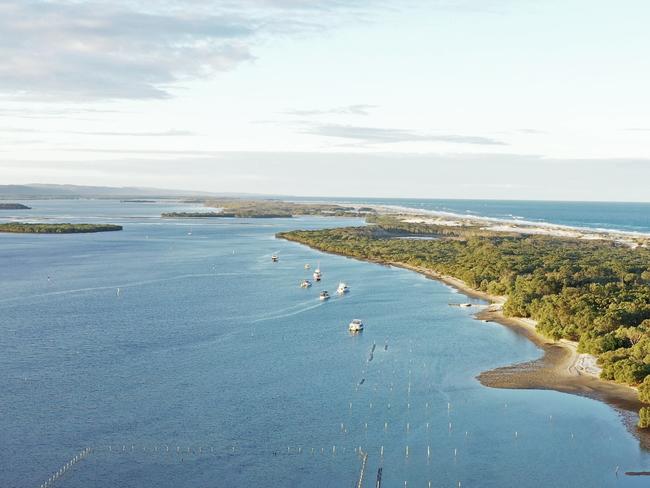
left=271, top=254, right=279, bottom=262
left=336, top=282, right=350, bottom=295
left=300, top=279, right=312, bottom=288
left=313, top=262, right=322, bottom=281
left=319, top=290, right=330, bottom=301
left=304, top=263, right=311, bottom=269
left=348, top=319, right=364, bottom=332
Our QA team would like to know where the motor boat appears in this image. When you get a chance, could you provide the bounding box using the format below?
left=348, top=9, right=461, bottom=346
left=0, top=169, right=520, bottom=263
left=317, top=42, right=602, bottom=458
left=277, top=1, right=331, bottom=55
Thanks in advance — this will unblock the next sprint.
left=337, top=282, right=350, bottom=294
left=348, top=319, right=364, bottom=332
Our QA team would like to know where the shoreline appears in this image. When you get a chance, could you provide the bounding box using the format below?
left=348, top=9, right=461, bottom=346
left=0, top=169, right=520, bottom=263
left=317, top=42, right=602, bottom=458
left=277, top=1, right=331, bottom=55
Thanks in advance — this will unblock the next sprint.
left=357, top=202, right=650, bottom=241
left=278, top=233, right=650, bottom=447
left=332, top=202, right=649, bottom=248
left=384, top=260, right=650, bottom=448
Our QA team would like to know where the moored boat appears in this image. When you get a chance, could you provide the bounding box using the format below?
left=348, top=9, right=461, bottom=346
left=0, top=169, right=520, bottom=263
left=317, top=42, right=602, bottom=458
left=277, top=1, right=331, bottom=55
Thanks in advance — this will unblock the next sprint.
left=348, top=319, right=364, bottom=332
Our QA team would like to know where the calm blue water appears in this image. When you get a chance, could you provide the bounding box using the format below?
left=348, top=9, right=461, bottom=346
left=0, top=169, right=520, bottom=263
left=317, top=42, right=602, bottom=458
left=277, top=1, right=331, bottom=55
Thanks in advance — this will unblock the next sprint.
left=1, top=200, right=649, bottom=487
left=298, top=198, right=650, bottom=234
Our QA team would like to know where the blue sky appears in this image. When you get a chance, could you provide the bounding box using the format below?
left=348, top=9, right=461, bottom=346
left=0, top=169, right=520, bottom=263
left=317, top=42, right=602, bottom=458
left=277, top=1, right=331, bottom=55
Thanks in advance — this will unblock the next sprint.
left=0, top=0, right=649, bottom=200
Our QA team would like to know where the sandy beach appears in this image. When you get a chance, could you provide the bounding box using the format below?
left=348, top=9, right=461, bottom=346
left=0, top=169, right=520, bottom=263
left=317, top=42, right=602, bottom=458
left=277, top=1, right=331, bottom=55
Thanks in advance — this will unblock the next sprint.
left=279, top=228, right=650, bottom=448
left=365, top=204, right=650, bottom=248
left=386, top=261, right=650, bottom=447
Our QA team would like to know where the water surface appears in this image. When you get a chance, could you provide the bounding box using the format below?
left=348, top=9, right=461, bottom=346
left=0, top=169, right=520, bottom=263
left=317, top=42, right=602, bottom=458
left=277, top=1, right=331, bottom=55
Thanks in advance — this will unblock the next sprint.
left=1, top=200, right=649, bottom=487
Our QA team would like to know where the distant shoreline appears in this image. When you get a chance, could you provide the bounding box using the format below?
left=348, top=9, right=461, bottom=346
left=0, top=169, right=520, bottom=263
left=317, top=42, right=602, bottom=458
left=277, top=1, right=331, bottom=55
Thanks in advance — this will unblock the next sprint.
left=350, top=203, right=650, bottom=246
left=0, top=203, right=31, bottom=210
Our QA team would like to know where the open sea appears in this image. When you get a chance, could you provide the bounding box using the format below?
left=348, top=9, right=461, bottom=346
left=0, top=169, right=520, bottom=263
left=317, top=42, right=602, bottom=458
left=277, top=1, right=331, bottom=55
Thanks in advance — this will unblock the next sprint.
left=1, top=199, right=649, bottom=487
left=299, top=198, right=650, bottom=235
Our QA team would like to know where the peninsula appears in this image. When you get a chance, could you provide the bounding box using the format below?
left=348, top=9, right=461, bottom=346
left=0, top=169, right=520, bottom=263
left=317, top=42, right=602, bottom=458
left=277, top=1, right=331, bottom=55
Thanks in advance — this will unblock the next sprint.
left=0, top=223, right=123, bottom=233
left=278, top=212, right=650, bottom=434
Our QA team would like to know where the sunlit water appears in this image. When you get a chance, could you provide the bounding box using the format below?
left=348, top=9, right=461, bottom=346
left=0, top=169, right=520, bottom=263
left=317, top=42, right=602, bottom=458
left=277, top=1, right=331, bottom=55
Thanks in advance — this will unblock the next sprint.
left=1, top=200, right=649, bottom=487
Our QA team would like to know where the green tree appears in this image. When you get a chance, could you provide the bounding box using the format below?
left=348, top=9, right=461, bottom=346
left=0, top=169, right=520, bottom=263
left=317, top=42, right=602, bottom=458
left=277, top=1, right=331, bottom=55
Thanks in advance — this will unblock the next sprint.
left=638, top=407, right=650, bottom=428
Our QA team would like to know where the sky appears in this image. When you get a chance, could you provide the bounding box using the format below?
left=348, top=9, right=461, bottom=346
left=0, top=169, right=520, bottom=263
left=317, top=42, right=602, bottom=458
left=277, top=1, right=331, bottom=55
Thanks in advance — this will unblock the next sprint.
left=0, top=0, right=649, bottom=201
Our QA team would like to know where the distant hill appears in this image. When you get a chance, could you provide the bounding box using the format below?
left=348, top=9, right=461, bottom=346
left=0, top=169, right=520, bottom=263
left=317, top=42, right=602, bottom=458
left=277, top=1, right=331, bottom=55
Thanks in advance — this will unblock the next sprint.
left=0, top=203, right=31, bottom=209
left=0, top=184, right=261, bottom=200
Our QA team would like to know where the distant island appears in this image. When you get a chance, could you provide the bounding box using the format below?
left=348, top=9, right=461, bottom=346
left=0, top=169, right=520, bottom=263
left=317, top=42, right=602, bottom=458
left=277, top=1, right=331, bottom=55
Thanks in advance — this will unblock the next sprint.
left=278, top=212, right=650, bottom=429
left=0, top=223, right=123, bottom=233
left=164, top=199, right=376, bottom=219
left=120, top=199, right=156, bottom=203
left=0, top=203, right=31, bottom=209
left=163, top=212, right=237, bottom=218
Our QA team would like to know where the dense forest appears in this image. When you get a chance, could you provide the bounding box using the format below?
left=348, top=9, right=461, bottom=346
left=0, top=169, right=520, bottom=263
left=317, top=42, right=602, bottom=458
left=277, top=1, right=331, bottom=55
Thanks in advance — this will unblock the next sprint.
left=278, top=215, right=650, bottom=410
left=0, top=223, right=122, bottom=233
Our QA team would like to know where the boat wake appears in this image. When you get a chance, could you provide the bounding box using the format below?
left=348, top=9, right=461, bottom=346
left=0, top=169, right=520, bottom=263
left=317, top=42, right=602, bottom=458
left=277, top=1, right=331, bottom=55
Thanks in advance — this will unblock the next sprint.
left=250, top=301, right=323, bottom=323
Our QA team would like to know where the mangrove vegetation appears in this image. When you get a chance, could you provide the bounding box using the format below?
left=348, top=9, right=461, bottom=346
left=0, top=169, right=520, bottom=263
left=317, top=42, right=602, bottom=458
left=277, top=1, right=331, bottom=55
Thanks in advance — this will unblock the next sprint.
left=0, top=223, right=123, bottom=233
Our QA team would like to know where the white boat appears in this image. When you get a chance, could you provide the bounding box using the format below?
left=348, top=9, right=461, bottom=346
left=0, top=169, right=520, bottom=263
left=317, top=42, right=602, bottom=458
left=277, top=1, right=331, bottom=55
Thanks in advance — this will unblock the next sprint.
left=319, top=290, right=330, bottom=301
left=313, top=269, right=322, bottom=281
left=348, top=319, right=364, bottom=332
left=300, top=279, right=312, bottom=288
left=336, top=282, right=350, bottom=294
left=271, top=254, right=279, bottom=262
left=304, top=263, right=311, bottom=269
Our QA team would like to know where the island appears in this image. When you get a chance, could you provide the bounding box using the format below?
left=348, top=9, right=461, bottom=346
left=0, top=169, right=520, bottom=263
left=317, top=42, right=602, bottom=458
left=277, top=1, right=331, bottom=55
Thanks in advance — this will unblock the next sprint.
left=0, top=203, right=31, bottom=209
left=278, top=212, right=650, bottom=432
left=0, top=223, right=123, bottom=233
left=163, top=199, right=377, bottom=219
left=162, top=212, right=240, bottom=218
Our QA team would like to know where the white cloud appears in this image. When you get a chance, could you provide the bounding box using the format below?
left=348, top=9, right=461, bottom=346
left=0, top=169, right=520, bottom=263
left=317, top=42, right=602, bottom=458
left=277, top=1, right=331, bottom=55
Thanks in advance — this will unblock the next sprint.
left=0, top=0, right=393, bottom=100
left=299, top=123, right=507, bottom=146
left=0, top=1, right=257, bottom=100
left=284, top=104, right=377, bottom=116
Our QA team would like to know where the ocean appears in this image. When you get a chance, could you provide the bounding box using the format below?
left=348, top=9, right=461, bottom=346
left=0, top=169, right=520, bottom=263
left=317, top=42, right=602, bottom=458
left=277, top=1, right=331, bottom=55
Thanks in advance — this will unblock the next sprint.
left=298, top=198, right=650, bottom=234
left=1, top=200, right=649, bottom=487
